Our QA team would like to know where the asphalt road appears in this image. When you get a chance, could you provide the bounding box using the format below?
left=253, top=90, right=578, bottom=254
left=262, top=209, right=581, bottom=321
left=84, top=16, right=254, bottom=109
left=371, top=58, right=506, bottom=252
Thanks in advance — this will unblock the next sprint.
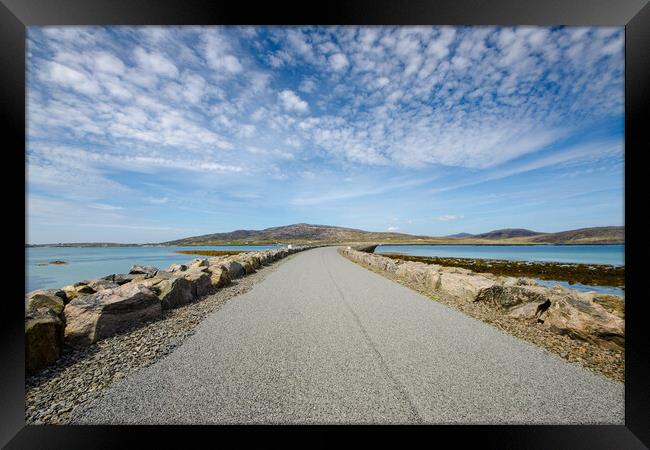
left=73, top=246, right=624, bottom=424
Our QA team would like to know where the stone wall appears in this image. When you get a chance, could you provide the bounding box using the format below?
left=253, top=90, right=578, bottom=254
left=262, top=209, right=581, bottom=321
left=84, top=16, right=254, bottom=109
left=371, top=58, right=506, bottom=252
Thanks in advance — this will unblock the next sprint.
left=25, top=246, right=314, bottom=374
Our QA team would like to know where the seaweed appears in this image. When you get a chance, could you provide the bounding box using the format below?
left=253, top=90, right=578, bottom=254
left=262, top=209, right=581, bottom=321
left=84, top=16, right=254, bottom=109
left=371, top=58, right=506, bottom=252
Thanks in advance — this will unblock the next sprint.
left=174, top=250, right=244, bottom=257
left=379, top=253, right=624, bottom=288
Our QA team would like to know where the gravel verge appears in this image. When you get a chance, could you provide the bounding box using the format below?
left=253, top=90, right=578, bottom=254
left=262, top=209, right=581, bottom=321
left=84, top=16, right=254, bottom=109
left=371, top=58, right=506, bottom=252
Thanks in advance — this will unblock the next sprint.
left=25, top=254, right=296, bottom=425
left=342, top=252, right=624, bottom=383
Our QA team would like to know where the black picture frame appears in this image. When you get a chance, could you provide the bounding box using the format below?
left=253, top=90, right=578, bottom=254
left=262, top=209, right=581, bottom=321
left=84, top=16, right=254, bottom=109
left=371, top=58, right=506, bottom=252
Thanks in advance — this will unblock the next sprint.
left=2, top=0, right=648, bottom=447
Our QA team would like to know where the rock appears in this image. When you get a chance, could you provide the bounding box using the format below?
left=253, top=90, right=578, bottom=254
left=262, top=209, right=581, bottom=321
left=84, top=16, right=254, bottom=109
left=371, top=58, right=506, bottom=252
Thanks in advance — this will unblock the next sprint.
left=543, top=295, right=624, bottom=349
left=101, top=273, right=148, bottom=286
left=154, top=277, right=193, bottom=310
left=220, top=260, right=246, bottom=279
left=25, top=308, right=64, bottom=373
left=167, top=263, right=188, bottom=273
left=128, top=265, right=159, bottom=277
left=189, top=258, right=209, bottom=269
left=31, top=288, right=68, bottom=303
left=516, top=277, right=538, bottom=286
left=87, top=278, right=121, bottom=292
left=207, top=266, right=230, bottom=289
left=241, top=255, right=262, bottom=270
left=476, top=284, right=624, bottom=349
left=63, top=283, right=162, bottom=346
left=181, top=269, right=212, bottom=298
left=25, top=291, right=65, bottom=317
left=580, top=293, right=625, bottom=319
left=475, top=285, right=548, bottom=309
left=62, top=284, right=96, bottom=301
left=233, top=257, right=256, bottom=275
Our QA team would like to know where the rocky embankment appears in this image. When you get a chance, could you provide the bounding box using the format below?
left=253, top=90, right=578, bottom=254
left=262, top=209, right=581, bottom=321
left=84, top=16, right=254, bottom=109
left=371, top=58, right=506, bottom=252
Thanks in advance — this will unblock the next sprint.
left=25, top=246, right=313, bottom=375
left=340, top=246, right=624, bottom=382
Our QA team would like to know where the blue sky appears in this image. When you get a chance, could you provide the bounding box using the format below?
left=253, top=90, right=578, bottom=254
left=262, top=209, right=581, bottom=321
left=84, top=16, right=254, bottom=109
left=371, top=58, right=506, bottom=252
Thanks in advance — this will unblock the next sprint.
left=26, top=26, right=624, bottom=244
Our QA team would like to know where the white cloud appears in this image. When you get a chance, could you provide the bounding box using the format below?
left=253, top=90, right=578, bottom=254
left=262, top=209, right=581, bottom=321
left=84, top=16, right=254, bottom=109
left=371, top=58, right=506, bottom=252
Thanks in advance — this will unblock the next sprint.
left=93, top=51, right=126, bottom=75
left=202, top=30, right=243, bottom=74
left=147, top=197, right=169, bottom=205
left=436, top=215, right=464, bottom=221
left=133, top=47, right=178, bottom=77
left=278, top=90, right=309, bottom=113
left=387, top=226, right=399, bottom=231
left=329, top=53, right=349, bottom=71
left=298, top=78, right=317, bottom=93
left=46, top=61, right=100, bottom=95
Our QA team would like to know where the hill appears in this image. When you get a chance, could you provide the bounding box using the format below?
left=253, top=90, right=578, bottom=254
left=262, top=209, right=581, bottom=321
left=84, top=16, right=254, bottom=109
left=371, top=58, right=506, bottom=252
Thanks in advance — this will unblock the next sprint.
left=473, top=228, right=544, bottom=240
left=526, top=226, right=624, bottom=244
left=162, top=224, right=624, bottom=246
left=162, top=223, right=433, bottom=245
left=446, top=232, right=473, bottom=238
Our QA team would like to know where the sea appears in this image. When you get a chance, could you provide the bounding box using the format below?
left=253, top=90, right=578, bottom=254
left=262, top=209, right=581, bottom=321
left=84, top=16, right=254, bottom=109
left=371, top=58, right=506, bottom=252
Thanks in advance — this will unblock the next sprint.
left=26, top=244, right=625, bottom=296
left=26, top=245, right=284, bottom=293
left=375, top=244, right=625, bottom=296
left=374, top=244, right=624, bottom=266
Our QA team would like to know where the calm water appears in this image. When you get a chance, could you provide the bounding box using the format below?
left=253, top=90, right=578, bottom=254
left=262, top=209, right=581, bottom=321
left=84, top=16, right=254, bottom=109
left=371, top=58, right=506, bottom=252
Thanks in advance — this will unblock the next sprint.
left=375, top=244, right=624, bottom=266
left=26, top=245, right=284, bottom=293
left=532, top=279, right=624, bottom=296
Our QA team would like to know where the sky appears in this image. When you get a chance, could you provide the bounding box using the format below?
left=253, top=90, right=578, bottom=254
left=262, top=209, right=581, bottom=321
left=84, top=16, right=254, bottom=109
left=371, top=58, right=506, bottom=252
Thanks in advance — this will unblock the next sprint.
left=26, top=26, right=624, bottom=244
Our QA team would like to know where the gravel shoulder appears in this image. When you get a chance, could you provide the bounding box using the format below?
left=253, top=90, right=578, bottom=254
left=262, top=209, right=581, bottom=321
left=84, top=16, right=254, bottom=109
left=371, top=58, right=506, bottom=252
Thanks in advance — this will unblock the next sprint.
left=25, top=253, right=297, bottom=425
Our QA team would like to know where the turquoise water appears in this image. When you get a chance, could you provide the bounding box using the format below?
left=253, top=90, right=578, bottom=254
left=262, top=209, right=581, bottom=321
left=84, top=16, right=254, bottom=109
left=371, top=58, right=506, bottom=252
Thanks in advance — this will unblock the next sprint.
left=375, top=244, right=625, bottom=296
left=375, top=244, right=624, bottom=266
left=532, top=279, right=624, bottom=296
left=26, top=245, right=284, bottom=293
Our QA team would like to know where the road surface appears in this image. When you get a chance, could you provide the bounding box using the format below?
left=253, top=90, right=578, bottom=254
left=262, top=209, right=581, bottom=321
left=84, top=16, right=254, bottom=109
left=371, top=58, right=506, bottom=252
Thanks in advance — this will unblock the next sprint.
left=73, top=246, right=624, bottom=424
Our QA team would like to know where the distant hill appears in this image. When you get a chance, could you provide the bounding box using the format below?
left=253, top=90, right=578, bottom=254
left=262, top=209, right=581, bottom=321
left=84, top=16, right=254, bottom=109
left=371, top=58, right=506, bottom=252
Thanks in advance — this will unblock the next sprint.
left=162, top=223, right=432, bottom=246
left=526, top=226, right=624, bottom=244
left=473, top=228, right=544, bottom=240
left=162, top=223, right=624, bottom=246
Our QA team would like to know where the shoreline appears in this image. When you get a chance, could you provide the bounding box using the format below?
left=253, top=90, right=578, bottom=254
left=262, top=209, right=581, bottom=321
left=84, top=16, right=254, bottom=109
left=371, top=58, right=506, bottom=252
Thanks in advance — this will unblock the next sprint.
left=26, top=241, right=625, bottom=248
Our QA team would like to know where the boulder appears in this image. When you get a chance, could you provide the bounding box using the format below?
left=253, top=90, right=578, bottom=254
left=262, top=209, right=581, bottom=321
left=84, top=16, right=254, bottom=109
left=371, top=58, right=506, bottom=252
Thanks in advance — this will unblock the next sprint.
left=101, top=273, right=148, bottom=286
left=189, top=258, right=209, bottom=269
left=154, top=277, right=193, bottom=309
left=578, top=293, right=625, bottom=319
left=476, top=284, right=624, bottom=349
left=474, top=285, right=549, bottom=309
left=543, top=295, right=624, bottom=349
left=63, top=283, right=162, bottom=346
left=207, top=266, right=230, bottom=289
left=167, top=263, right=188, bottom=273
left=62, top=283, right=96, bottom=301
left=181, top=269, right=212, bottom=298
left=87, top=278, right=121, bottom=292
left=25, top=308, right=64, bottom=373
left=31, top=288, right=68, bottom=303
left=233, top=257, right=256, bottom=275
left=128, top=265, right=159, bottom=277
left=135, top=274, right=192, bottom=309
left=25, top=291, right=65, bottom=317
left=220, top=260, right=245, bottom=279
left=432, top=270, right=496, bottom=301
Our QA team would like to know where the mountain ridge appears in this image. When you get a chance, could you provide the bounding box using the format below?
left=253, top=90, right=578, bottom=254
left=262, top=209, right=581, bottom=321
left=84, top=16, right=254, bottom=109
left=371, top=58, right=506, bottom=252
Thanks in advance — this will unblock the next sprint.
left=161, top=224, right=624, bottom=246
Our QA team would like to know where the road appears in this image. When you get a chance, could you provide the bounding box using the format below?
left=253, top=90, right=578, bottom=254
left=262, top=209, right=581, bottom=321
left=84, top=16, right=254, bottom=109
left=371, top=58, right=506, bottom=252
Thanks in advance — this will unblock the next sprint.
left=73, top=246, right=624, bottom=424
